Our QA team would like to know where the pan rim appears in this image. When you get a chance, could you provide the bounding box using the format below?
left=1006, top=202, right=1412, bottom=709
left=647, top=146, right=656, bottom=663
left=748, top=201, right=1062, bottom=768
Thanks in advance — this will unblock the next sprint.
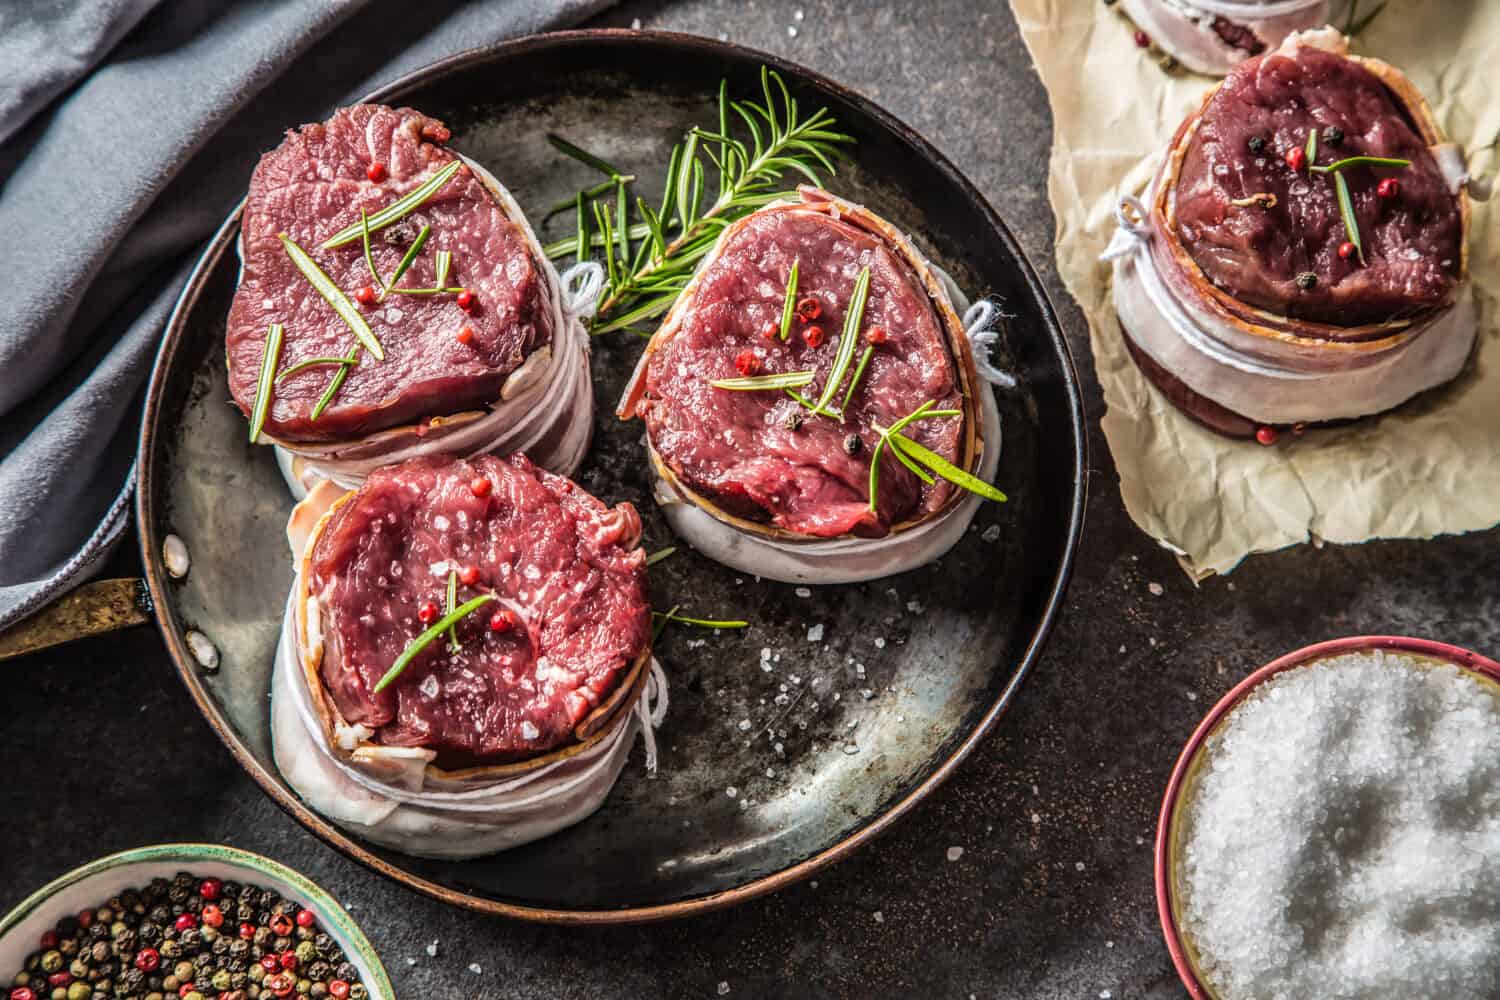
left=136, top=27, right=1088, bottom=924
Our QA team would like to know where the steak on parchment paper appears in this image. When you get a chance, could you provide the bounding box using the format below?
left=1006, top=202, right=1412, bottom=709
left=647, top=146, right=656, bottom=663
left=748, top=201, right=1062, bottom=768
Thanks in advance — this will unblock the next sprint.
left=635, top=204, right=965, bottom=539
left=1173, top=46, right=1460, bottom=329
left=308, top=455, right=649, bottom=769
left=226, top=104, right=553, bottom=443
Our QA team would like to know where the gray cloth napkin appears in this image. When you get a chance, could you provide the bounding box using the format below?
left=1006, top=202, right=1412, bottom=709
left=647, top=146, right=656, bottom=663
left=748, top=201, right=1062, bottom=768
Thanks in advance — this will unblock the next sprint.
left=0, top=0, right=615, bottom=630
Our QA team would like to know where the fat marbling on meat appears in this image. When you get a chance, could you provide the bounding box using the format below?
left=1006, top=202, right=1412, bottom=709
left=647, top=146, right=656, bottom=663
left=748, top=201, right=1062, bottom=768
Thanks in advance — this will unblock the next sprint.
left=1173, top=45, right=1460, bottom=328
left=227, top=104, right=553, bottom=442
left=636, top=205, right=964, bottom=538
left=308, top=455, right=649, bottom=768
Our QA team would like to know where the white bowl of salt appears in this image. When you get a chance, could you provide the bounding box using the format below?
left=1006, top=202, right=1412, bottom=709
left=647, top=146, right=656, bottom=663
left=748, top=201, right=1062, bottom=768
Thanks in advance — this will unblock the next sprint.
left=1156, top=636, right=1500, bottom=1000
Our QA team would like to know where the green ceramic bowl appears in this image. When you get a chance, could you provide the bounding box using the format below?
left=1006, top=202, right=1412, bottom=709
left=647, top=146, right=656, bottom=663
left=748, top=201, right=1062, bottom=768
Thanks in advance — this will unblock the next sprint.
left=0, top=844, right=393, bottom=999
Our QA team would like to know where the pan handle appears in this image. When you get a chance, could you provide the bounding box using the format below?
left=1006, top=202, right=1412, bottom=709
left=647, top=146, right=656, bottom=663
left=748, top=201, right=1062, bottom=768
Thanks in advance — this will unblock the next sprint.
left=0, top=579, right=154, bottom=662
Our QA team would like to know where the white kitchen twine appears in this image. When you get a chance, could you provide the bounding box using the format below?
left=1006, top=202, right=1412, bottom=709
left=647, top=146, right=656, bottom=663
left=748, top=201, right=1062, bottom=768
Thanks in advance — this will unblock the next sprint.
left=559, top=260, right=605, bottom=322
left=932, top=264, right=1018, bottom=389
left=280, top=604, right=669, bottom=815
left=1100, top=195, right=1325, bottom=382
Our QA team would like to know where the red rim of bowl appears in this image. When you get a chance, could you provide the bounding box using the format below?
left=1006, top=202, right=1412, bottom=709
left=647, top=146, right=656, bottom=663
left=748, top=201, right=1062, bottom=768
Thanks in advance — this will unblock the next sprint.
left=1153, top=635, right=1500, bottom=999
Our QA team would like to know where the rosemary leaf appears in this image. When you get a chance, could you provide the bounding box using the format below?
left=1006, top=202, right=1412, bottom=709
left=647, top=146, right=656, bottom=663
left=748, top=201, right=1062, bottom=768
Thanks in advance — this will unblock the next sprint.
left=1305, top=129, right=1318, bottom=167
left=434, top=250, right=452, bottom=291
left=1333, top=171, right=1365, bottom=266
left=888, top=433, right=1007, bottom=503
left=717, top=79, right=732, bottom=193
left=279, top=234, right=384, bottom=361
left=779, top=260, right=800, bottom=341
left=359, top=210, right=383, bottom=289
left=811, top=266, right=870, bottom=417
left=646, top=546, right=676, bottom=566
left=1310, top=155, right=1411, bottom=174
left=548, top=134, right=626, bottom=179
left=310, top=344, right=360, bottom=421
left=321, top=160, right=462, bottom=248
left=372, top=593, right=496, bottom=694
left=544, top=176, right=632, bottom=222
left=616, top=177, right=630, bottom=266
left=276, top=355, right=357, bottom=382
left=659, top=143, right=683, bottom=230
left=248, top=322, right=284, bottom=444
left=575, top=191, right=590, bottom=266
left=639, top=198, right=667, bottom=258
left=838, top=344, right=876, bottom=415
left=677, top=131, right=700, bottom=231
left=379, top=224, right=430, bottom=300
left=445, top=569, right=461, bottom=653
left=595, top=200, right=618, bottom=287
left=651, top=610, right=749, bottom=629
left=710, top=370, right=815, bottom=391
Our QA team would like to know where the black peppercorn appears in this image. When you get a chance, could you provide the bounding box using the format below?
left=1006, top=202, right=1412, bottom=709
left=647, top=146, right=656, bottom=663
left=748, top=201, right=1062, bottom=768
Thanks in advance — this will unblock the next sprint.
left=335, top=962, right=357, bottom=981
left=1296, top=271, right=1317, bottom=290
left=146, top=879, right=169, bottom=902
left=168, top=885, right=190, bottom=905
left=843, top=434, right=862, bottom=455
left=1248, top=136, right=1267, bottom=155
left=1322, top=125, right=1344, bottom=146
left=783, top=410, right=803, bottom=431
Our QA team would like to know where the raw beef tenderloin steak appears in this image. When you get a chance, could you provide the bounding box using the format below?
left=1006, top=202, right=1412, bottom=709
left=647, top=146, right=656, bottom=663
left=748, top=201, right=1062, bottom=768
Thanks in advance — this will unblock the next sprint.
left=306, top=454, right=650, bottom=768
left=626, top=193, right=973, bottom=539
left=1173, top=45, right=1461, bottom=328
left=226, top=104, right=554, bottom=442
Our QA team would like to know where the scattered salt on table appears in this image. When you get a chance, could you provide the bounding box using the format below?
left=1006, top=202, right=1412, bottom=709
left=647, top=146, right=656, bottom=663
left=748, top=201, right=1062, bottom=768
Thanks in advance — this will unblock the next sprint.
left=1179, top=650, right=1500, bottom=999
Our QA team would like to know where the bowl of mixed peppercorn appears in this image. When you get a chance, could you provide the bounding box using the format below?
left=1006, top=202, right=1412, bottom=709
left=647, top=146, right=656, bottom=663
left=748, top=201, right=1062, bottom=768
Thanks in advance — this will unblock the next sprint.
left=0, top=845, right=392, bottom=1000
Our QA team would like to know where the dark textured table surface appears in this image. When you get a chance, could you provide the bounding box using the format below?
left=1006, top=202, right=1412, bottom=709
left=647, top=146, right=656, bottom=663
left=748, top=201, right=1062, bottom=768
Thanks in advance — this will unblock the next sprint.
left=5, top=2, right=1497, bottom=997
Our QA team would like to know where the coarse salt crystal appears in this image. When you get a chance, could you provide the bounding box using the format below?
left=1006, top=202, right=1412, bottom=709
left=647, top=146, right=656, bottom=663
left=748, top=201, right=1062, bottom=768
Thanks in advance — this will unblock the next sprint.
left=717, top=983, right=730, bottom=996
left=946, top=846, right=964, bottom=861
left=795, top=586, right=811, bottom=598
left=874, top=637, right=886, bottom=649
left=468, top=964, right=481, bottom=975
left=807, top=624, right=824, bottom=642
left=1148, top=581, right=1163, bottom=596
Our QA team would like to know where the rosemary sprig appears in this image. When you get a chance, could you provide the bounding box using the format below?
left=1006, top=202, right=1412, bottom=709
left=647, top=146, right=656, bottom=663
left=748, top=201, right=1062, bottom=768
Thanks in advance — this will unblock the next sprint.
left=551, top=67, right=853, bottom=330
left=372, top=593, right=496, bottom=694
left=379, top=224, right=430, bottom=300
left=1333, top=171, right=1364, bottom=266
left=779, top=261, right=799, bottom=341
left=809, top=266, right=870, bottom=418
left=445, top=570, right=461, bottom=654
left=867, top=401, right=1006, bottom=515
left=710, top=370, right=815, bottom=391
left=1310, top=155, right=1410, bottom=174
left=279, top=234, right=384, bottom=361
left=248, top=322, right=284, bottom=443
left=646, top=546, right=677, bottom=566
left=310, top=344, right=360, bottom=421
left=276, top=355, right=357, bottom=382
left=1309, top=155, right=1409, bottom=267
left=321, top=160, right=463, bottom=248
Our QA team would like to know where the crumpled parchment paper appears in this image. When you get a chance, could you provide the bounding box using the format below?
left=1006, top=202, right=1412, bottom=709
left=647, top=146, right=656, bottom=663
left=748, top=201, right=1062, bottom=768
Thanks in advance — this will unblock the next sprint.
left=1010, top=0, right=1500, bottom=577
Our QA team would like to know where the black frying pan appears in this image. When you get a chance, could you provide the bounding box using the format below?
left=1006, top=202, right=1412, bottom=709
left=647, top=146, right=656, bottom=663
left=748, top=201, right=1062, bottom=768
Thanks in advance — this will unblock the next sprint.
left=3, top=31, right=1086, bottom=922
